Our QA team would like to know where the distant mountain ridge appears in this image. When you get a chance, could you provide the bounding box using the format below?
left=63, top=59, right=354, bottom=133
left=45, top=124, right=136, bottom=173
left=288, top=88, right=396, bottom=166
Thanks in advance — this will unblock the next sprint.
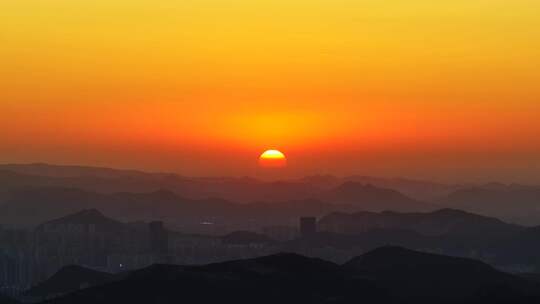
left=0, top=166, right=320, bottom=203
left=318, top=181, right=433, bottom=212
left=0, top=165, right=434, bottom=230
left=438, top=186, right=540, bottom=225
left=4, top=163, right=540, bottom=225
left=318, top=208, right=522, bottom=237
left=300, top=174, right=463, bottom=200
left=0, top=187, right=356, bottom=231
left=0, top=163, right=460, bottom=201
left=0, top=163, right=458, bottom=201
left=0, top=163, right=163, bottom=179
left=35, top=209, right=126, bottom=232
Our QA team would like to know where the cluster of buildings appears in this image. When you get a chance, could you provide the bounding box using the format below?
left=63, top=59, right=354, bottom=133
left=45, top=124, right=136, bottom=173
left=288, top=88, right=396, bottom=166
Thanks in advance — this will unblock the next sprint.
left=0, top=210, right=319, bottom=296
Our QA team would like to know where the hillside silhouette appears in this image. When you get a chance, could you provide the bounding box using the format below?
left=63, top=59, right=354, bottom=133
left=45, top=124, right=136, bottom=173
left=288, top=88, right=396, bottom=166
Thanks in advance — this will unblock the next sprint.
left=26, top=265, right=115, bottom=298
left=40, top=248, right=540, bottom=304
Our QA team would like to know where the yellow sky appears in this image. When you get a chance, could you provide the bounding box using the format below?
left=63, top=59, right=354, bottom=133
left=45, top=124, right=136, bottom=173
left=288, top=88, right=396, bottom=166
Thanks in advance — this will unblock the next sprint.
left=1, top=0, right=540, bottom=182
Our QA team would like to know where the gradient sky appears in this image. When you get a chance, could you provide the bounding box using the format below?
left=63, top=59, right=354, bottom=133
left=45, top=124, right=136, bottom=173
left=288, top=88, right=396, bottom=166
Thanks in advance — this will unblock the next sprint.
left=1, top=0, right=540, bottom=182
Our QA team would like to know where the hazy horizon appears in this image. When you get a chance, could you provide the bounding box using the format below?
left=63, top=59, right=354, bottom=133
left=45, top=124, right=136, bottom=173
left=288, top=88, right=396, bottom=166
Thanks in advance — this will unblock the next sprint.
left=2, top=161, right=539, bottom=186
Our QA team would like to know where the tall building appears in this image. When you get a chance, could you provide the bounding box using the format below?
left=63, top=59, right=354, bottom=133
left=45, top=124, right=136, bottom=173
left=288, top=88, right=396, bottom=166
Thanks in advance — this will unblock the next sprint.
left=299, top=217, right=316, bottom=237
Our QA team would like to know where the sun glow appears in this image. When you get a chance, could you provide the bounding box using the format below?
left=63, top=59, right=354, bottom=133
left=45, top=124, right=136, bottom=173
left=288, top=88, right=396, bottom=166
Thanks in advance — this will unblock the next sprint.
left=259, top=150, right=287, bottom=168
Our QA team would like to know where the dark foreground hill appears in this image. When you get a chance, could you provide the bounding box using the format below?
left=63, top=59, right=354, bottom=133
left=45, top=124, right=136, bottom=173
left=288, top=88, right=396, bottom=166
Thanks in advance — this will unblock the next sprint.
left=42, top=254, right=385, bottom=304
left=26, top=265, right=116, bottom=298
left=344, top=246, right=537, bottom=302
left=42, top=247, right=540, bottom=304
left=0, top=295, right=18, bottom=304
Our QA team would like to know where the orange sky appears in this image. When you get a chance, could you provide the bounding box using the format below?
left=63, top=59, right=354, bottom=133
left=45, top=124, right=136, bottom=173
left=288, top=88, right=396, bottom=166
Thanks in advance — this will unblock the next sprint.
left=1, top=0, right=540, bottom=182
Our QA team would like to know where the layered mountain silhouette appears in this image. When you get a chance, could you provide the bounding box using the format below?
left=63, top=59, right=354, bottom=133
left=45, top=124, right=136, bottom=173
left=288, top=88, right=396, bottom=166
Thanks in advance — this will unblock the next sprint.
left=0, top=166, right=432, bottom=208
left=0, top=184, right=430, bottom=231
left=1, top=163, right=465, bottom=200
left=439, top=186, right=540, bottom=225
left=0, top=187, right=349, bottom=230
left=6, top=163, right=540, bottom=225
left=0, top=165, right=318, bottom=203
left=318, top=182, right=433, bottom=212
left=40, top=248, right=540, bottom=304
left=300, top=174, right=462, bottom=200
left=5, top=163, right=540, bottom=303
left=318, top=208, right=522, bottom=237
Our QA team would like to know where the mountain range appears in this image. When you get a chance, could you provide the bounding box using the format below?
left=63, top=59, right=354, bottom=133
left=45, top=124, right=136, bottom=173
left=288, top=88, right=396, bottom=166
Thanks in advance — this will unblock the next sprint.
left=318, top=208, right=522, bottom=237
left=2, top=163, right=540, bottom=226
left=439, top=186, right=540, bottom=225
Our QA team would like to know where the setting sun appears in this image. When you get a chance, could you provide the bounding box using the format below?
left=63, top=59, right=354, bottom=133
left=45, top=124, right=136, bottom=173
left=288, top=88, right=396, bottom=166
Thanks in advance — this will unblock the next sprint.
left=259, top=150, right=287, bottom=168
